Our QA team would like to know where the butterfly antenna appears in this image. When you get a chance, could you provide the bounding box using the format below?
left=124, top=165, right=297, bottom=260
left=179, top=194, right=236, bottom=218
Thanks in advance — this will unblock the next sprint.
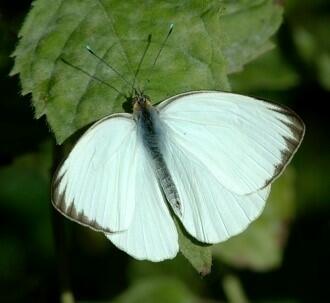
left=152, top=23, right=173, bottom=69
left=131, top=34, right=152, bottom=95
left=86, top=45, right=133, bottom=87
left=60, top=57, right=126, bottom=97
left=142, top=24, right=173, bottom=91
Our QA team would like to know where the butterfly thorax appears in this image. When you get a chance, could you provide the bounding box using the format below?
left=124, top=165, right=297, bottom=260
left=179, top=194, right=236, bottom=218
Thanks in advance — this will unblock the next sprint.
left=133, top=94, right=182, bottom=217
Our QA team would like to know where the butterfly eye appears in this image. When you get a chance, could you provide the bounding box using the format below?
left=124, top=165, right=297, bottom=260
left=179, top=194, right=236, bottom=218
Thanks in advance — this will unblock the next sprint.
left=138, top=97, right=146, bottom=105
left=134, top=95, right=149, bottom=106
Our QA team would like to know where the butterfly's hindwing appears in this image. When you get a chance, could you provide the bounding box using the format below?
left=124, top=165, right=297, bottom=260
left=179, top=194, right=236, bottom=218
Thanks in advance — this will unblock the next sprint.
left=107, top=139, right=179, bottom=261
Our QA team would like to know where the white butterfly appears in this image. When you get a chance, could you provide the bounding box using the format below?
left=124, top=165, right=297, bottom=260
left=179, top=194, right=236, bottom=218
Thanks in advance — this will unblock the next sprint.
left=52, top=90, right=305, bottom=261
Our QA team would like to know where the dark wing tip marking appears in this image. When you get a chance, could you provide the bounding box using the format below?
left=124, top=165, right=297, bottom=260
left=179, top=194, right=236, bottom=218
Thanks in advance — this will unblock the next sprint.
left=262, top=104, right=305, bottom=188
left=51, top=175, right=113, bottom=234
left=270, top=106, right=293, bottom=116
left=281, top=119, right=304, bottom=142
left=270, top=105, right=305, bottom=138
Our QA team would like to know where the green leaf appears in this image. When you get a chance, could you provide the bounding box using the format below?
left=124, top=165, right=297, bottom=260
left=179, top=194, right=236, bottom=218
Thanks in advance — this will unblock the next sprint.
left=175, top=219, right=212, bottom=276
left=12, top=0, right=227, bottom=143
left=229, top=47, right=300, bottom=92
left=218, top=0, right=283, bottom=73
left=285, top=0, right=330, bottom=90
left=111, top=277, right=198, bottom=303
left=294, top=24, right=330, bottom=90
left=0, top=142, right=52, bottom=215
left=0, top=141, right=53, bottom=258
left=12, top=0, right=283, bottom=144
left=11, top=0, right=284, bottom=272
left=213, top=169, right=296, bottom=271
left=128, top=256, right=206, bottom=295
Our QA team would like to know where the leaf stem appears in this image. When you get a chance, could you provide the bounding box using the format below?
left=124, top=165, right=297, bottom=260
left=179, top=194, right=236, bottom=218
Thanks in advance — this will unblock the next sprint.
left=222, top=274, right=249, bottom=303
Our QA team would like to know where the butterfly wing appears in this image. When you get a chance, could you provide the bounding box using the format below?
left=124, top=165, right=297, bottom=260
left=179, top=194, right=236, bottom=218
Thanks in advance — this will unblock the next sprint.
left=158, top=91, right=305, bottom=195
left=53, top=113, right=178, bottom=260
left=159, top=135, right=270, bottom=243
left=107, top=140, right=179, bottom=261
left=52, top=113, right=138, bottom=233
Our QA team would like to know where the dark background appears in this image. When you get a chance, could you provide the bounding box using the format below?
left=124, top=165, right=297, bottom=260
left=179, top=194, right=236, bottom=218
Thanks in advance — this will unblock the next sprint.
left=0, top=1, right=329, bottom=302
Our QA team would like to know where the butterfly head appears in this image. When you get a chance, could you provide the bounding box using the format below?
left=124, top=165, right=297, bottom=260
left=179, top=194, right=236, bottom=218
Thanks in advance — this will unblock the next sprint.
left=132, top=93, right=151, bottom=113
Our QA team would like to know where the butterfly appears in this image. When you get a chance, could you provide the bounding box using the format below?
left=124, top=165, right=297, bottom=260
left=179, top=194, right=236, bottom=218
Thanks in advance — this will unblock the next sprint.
left=52, top=89, right=305, bottom=261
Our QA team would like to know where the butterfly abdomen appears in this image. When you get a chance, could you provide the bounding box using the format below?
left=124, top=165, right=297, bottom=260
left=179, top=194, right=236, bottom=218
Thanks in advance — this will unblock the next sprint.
left=136, top=105, right=182, bottom=217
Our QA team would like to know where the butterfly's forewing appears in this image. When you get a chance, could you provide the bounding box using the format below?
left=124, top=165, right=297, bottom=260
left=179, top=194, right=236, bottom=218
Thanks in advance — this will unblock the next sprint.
left=107, top=141, right=179, bottom=261
left=52, top=114, right=138, bottom=233
left=158, top=91, right=305, bottom=196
